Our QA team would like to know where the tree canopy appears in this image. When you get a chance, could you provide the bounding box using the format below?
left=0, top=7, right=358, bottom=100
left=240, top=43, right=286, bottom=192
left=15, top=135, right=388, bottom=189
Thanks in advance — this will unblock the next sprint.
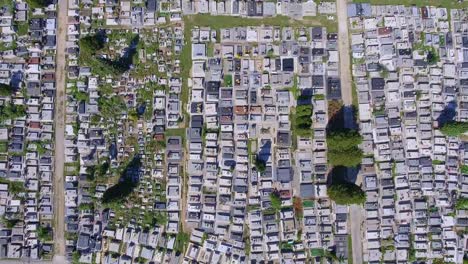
left=327, top=183, right=366, bottom=205
left=327, top=130, right=363, bottom=167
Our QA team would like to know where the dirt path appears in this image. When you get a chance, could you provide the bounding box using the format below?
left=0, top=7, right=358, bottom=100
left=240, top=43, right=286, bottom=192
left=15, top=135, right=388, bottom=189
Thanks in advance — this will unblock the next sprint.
left=52, top=0, right=68, bottom=261
left=336, top=0, right=353, bottom=106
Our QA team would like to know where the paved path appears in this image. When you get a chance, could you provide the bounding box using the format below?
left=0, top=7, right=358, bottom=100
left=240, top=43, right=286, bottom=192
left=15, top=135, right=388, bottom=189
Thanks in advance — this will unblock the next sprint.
left=53, top=0, right=68, bottom=261
left=336, top=1, right=364, bottom=263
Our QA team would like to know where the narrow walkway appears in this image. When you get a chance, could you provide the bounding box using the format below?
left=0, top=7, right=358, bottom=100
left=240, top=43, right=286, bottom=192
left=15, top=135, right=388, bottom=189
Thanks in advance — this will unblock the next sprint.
left=52, top=0, right=68, bottom=262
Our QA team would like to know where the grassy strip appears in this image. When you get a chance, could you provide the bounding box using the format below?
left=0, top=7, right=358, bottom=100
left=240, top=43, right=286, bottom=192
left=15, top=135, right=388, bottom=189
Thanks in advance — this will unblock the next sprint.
left=353, top=0, right=468, bottom=8
left=184, top=14, right=338, bottom=32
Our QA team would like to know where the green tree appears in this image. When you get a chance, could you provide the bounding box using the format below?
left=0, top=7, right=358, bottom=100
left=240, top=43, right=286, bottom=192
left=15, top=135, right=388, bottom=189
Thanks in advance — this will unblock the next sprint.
left=456, top=197, right=468, bottom=210
left=328, top=148, right=363, bottom=167
left=0, top=83, right=14, bottom=96
left=440, top=121, right=468, bottom=136
left=327, top=130, right=363, bottom=167
left=254, top=157, right=266, bottom=172
left=327, top=183, right=366, bottom=205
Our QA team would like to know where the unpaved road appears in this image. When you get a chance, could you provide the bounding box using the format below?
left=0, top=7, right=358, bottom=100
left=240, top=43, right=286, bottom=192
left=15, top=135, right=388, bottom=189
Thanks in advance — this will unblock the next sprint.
left=337, top=0, right=353, bottom=106
left=336, top=0, right=364, bottom=263
left=53, top=0, right=68, bottom=261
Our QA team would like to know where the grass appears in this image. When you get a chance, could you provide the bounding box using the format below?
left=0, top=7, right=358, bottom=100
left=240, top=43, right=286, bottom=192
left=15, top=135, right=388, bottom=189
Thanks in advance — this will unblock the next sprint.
left=223, top=74, right=233, bottom=87
left=16, top=22, right=29, bottom=36
left=207, top=42, right=214, bottom=57
left=165, top=128, right=186, bottom=140
left=348, top=235, right=353, bottom=264
left=302, top=200, right=314, bottom=208
left=353, top=0, right=468, bottom=8
left=184, top=14, right=338, bottom=33
left=0, top=142, right=7, bottom=153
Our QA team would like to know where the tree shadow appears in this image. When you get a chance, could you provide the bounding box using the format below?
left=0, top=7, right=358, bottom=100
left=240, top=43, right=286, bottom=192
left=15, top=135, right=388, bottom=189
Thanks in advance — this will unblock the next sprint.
left=258, top=139, right=271, bottom=163
left=437, top=101, right=457, bottom=127
left=327, top=103, right=358, bottom=133
left=102, top=156, right=141, bottom=204
left=328, top=166, right=360, bottom=185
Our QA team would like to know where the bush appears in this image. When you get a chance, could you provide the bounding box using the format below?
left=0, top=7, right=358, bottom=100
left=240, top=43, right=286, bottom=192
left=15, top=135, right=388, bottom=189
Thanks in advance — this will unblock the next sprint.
left=328, top=183, right=366, bottom=205
left=456, top=197, right=468, bottom=210
left=269, top=191, right=282, bottom=211
left=440, top=121, right=468, bottom=136
left=328, top=148, right=363, bottom=167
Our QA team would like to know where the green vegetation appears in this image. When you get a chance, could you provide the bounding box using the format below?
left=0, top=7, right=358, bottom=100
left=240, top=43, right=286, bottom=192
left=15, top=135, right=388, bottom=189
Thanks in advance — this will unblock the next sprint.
left=327, top=130, right=363, bottom=167
left=0, top=142, right=7, bottom=153
left=292, top=104, right=313, bottom=138
left=269, top=191, right=282, bottom=212
left=98, top=95, right=127, bottom=120
left=184, top=14, right=338, bottom=32
left=440, top=121, right=468, bottom=136
left=254, top=157, right=266, bottom=172
left=79, top=33, right=139, bottom=76
left=432, top=160, right=444, bottom=165
left=37, top=226, right=53, bottom=241
left=0, top=103, right=26, bottom=123
left=0, top=83, right=14, bottom=96
left=288, top=75, right=300, bottom=99
left=142, top=211, right=168, bottom=226
left=25, top=0, right=51, bottom=8
left=15, top=22, right=29, bottom=36
left=461, top=165, right=468, bottom=174
left=0, top=178, right=25, bottom=195
left=353, top=0, right=468, bottom=8
left=302, top=200, right=314, bottom=208
left=78, top=203, right=94, bottom=211
left=174, top=231, right=190, bottom=253
left=313, top=94, right=325, bottom=100
left=102, top=157, right=141, bottom=204
left=223, top=74, right=233, bottom=87
left=456, top=197, right=468, bottom=210
left=348, top=235, right=353, bottom=264
left=328, top=183, right=366, bottom=205
left=1, top=217, right=19, bottom=228
left=408, top=234, right=416, bottom=262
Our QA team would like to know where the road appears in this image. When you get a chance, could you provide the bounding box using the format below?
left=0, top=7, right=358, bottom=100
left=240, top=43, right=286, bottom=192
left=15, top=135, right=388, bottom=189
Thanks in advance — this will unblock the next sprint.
left=52, top=0, right=68, bottom=262
left=336, top=0, right=364, bottom=263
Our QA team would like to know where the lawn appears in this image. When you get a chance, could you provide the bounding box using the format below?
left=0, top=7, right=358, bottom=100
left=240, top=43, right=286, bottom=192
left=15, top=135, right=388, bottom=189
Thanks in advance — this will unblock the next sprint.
left=353, top=0, right=468, bottom=8
left=165, top=128, right=186, bottom=140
